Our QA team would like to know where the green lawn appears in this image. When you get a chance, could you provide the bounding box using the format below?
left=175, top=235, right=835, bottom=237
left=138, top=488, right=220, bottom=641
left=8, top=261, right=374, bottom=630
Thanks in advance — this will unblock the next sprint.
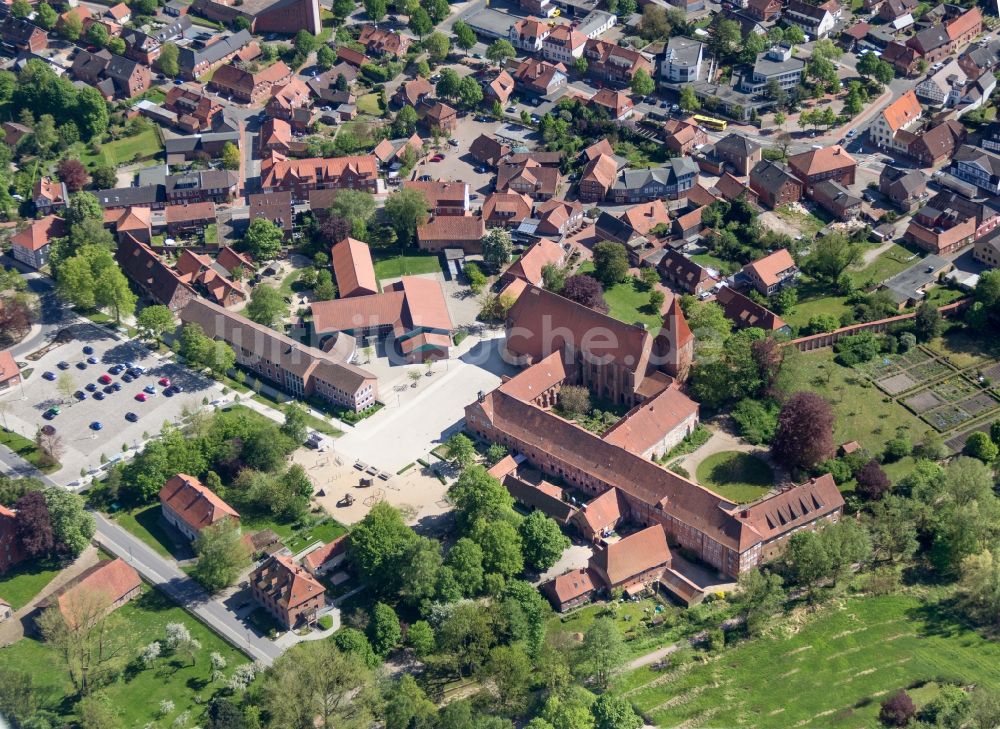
left=203, top=223, right=219, bottom=247
left=689, top=253, right=738, bottom=275
left=0, top=560, right=62, bottom=610
left=0, top=586, right=250, bottom=727
left=849, top=243, right=919, bottom=286
left=278, top=268, right=305, bottom=297
left=777, top=348, right=929, bottom=455
left=114, top=504, right=186, bottom=560
left=373, top=252, right=443, bottom=281
left=284, top=519, right=347, bottom=554
left=82, top=129, right=162, bottom=168
left=578, top=262, right=664, bottom=331
left=0, top=428, right=59, bottom=472
left=615, top=593, right=1000, bottom=728
left=357, top=93, right=382, bottom=116
left=782, top=278, right=851, bottom=330
left=695, top=451, right=773, bottom=503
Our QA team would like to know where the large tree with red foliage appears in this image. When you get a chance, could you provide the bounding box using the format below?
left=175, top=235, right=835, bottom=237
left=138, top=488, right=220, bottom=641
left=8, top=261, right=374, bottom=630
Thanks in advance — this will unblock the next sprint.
left=856, top=459, right=891, bottom=500
left=14, top=491, right=54, bottom=558
left=57, top=159, right=89, bottom=192
left=771, top=391, right=834, bottom=470
left=562, top=274, right=607, bottom=312
left=879, top=691, right=915, bottom=727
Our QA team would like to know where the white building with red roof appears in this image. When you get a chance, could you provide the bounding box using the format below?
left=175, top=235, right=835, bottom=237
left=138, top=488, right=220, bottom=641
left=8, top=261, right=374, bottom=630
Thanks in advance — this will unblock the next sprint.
left=159, top=473, right=240, bottom=542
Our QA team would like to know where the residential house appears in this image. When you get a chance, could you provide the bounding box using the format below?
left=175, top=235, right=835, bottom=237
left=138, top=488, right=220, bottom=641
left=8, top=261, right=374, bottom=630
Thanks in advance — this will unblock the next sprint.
left=715, top=285, right=790, bottom=334
left=177, top=29, right=254, bottom=80
left=164, top=85, right=223, bottom=132
left=588, top=525, right=672, bottom=591
left=483, top=192, right=534, bottom=228
left=512, top=58, right=568, bottom=97
left=907, top=119, right=967, bottom=167
left=713, top=171, right=758, bottom=205
left=112, top=206, right=152, bottom=245
left=591, top=89, right=634, bottom=121
left=122, top=16, right=192, bottom=65
left=2, top=122, right=32, bottom=148
left=542, top=24, right=587, bottom=64
left=583, top=39, right=654, bottom=86
left=393, top=76, right=434, bottom=108
left=38, top=559, right=141, bottom=628
left=10, top=216, right=66, bottom=270
left=578, top=153, right=619, bottom=202
left=372, top=134, right=423, bottom=170
left=58, top=6, right=93, bottom=36
left=484, top=70, right=516, bottom=106
left=302, top=537, right=348, bottom=576
left=659, top=251, right=718, bottom=295
left=788, top=145, right=857, bottom=189
left=672, top=205, right=705, bottom=240
left=331, top=236, right=378, bottom=298
left=879, top=166, right=927, bottom=211
left=250, top=554, right=325, bottom=630
left=358, top=25, right=410, bottom=56
left=878, top=0, right=916, bottom=22
left=509, top=16, right=551, bottom=53
left=470, top=134, right=511, bottom=168
left=165, top=170, right=239, bottom=204
left=811, top=180, right=862, bottom=220
left=746, top=0, right=782, bottom=21
left=621, top=199, right=670, bottom=238
left=33, top=177, right=68, bottom=216
left=249, top=191, right=295, bottom=239
left=660, top=36, right=704, bottom=85
left=543, top=568, right=597, bottom=611
left=116, top=235, right=197, bottom=311
left=712, top=133, right=762, bottom=176
left=883, top=41, right=920, bottom=75
left=534, top=199, right=584, bottom=237
left=259, top=118, right=308, bottom=156
left=916, top=59, right=968, bottom=105
left=959, top=38, right=1000, bottom=78
left=502, top=238, right=566, bottom=287
left=174, top=249, right=246, bottom=306
left=267, top=77, right=313, bottom=131
left=210, top=61, right=291, bottom=103
left=403, top=180, right=470, bottom=216
left=783, top=0, right=839, bottom=39
left=608, top=158, right=698, bottom=203
left=904, top=201, right=976, bottom=254
left=164, top=131, right=241, bottom=164
left=260, top=153, right=379, bottom=198
left=179, top=297, right=379, bottom=411
left=336, top=46, right=369, bottom=68
left=417, top=100, right=458, bottom=133
left=497, top=158, right=562, bottom=200
left=159, top=473, right=239, bottom=542
left=165, top=201, right=217, bottom=236
left=950, top=144, right=1000, bottom=194
left=0, top=352, right=21, bottom=399
left=417, top=216, right=486, bottom=254
left=307, top=64, right=359, bottom=103
left=106, top=3, right=131, bottom=24
left=0, top=12, right=48, bottom=54
left=739, top=46, right=805, bottom=94
left=742, top=248, right=797, bottom=296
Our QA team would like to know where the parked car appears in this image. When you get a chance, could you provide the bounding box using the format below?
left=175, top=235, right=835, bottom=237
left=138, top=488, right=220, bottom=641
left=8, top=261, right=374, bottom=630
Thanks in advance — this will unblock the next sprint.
left=74, top=390, right=87, bottom=400
left=87, top=356, right=99, bottom=365
left=93, top=391, right=105, bottom=401
left=125, top=412, right=139, bottom=422
left=57, top=361, right=70, bottom=370
left=158, top=377, right=171, bottom=387
left=42, top=371, right=56, bottom=381
left=103, top=384, right=116, bottom=394
left=135, top=392, right=147, bottom=402
left=143, top=385, right=157, bottom=395
left=77, top=362, right=88, bottom=370
left=112, top=382, right=122, bottom=392
left=83, top=346, right=94, bottom=355
left=122, top=373, right=134, bottom=383
left=90, top=421, right=103, bottom=431
left=448, top=138, right=459, bottom=146
left=43, top=407, right=60, bottom=419
left=85, top=383, right=97, bottom=392
left=109, top=364, right=124, bottom=375
left=99, top=374, right=112, bottom=384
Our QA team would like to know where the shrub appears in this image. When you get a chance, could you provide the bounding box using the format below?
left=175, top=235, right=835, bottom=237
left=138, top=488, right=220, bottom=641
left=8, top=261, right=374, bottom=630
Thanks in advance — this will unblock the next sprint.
left=883, top=436, right=911, bottom=462
left=731, top=398, right=778, bottom=445
left=834, top=331, right=881, bottom=366
left=879, top=691, right=916, bottom=727
left=318, top=614, right=333, bottom=630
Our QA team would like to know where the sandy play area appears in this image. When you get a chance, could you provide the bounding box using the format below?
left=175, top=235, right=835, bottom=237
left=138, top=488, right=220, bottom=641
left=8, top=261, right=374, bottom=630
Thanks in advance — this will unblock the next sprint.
left=294, top=448, right=452, bottom=527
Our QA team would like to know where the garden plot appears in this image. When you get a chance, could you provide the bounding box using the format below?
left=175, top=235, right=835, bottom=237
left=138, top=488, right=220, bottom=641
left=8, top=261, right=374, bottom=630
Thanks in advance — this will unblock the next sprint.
left=860, top=356, right=905, bottom=380
left=923, top=403, right=973, bottom=432
left=982, top=362, right=1000, bottom=381
left=903, top=390, right=944, bottom=414
left=909, top=359, right=954, bottom=382
left=958, top=391, right=1000, bottom=418
left=878, top=372, right=918, bottom=395
left=898, top=348, right=933, bottom=367
left=946, top=423, right=992, bottom=453
left=930, top=377, right=981, bottom=403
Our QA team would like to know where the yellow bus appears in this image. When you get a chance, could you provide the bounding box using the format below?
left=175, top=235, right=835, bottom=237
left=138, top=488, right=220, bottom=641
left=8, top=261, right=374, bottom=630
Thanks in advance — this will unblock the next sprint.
left=692, top=114, right=728, bottom=132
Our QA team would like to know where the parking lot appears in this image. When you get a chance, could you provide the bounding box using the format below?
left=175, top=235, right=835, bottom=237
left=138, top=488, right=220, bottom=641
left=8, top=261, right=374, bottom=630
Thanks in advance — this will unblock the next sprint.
left=1, top=324, right=220, bottom=484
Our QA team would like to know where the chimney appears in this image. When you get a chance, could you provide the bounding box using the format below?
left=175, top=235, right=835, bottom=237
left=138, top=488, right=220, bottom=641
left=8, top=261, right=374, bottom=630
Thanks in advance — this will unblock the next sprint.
left=740, top=509, right=749, bottom=518
left=477, top=390, right=485, bottom=403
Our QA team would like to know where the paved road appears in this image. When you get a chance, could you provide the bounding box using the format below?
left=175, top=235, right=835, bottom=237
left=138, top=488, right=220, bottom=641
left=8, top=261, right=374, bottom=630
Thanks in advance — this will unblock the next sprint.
left=0, top=446, right=282, bottom=665
left=2, top=266, right=74, bottom=360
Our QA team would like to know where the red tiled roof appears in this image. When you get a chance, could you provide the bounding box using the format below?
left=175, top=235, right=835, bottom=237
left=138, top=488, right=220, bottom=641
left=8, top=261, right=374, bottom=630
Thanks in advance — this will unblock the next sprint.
left=788, top=145, right=857, bottom=178
left=881, top=90, right=922, bottom=132
left=417, top=215, right=485, bottom=242
left=159, top=473, right=239, bottom=533
left=504, top=238, right=564, bottom=286
left=302, top=535, right=347, bottom=572
left=251, top=553, right=325, bottom=610
left=946, top=6, right=981, bottom=41
left=11, top=215, right=65, bottom=251
left=575, top=487, right=623, bottom=535
left=589, top=525, right=670, bottom=586
left=621, top=200, right=669, bottom=236
left=548, top=568, right=596, bottom=604
left=331, top=236, right=378, bottom=298
left=165, top=201, right=216, bottom=224
left=601, top=383, right=699, bottom=455
left=737, top=474, right=842, bottom=541
left=48, top=558, right=141, bottom=627
left=498, top=350, right=567, bottom=402
left=745, top=248, right=796, bottom=288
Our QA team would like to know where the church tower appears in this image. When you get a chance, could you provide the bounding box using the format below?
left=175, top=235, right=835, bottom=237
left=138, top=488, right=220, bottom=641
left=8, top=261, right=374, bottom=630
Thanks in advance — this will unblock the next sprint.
left=654, top=297, right=694, bottom=382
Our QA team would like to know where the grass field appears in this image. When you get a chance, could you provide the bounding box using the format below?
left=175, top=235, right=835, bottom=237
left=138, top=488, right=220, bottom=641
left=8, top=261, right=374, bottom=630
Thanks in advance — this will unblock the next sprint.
left=615, top=593, right=1000, bottom=728
left=373, top=252, right=443, bottom=280
left=849, top=244, right=919, bottom=286
left=578, top=262, right=664, bottom=331
left=688, top=253, right=738, bottom=275
left=781, top=278, right=851, bottom=331
left=695, top=451, right=773, bottom=503
left=0, top=587, right=249, bottom=727
left=0, top=428, right=59, bottom=472
left=82, top=129, right=162, bottom=168
left=0, top=560, right=62, bottom=610
left=115, top=505, right=186, bottom=560
left=284, top=519, right=347, bottom=554
left=777, top=348, right=929, bottom=454
left=357, top=93, right=382, bottom=116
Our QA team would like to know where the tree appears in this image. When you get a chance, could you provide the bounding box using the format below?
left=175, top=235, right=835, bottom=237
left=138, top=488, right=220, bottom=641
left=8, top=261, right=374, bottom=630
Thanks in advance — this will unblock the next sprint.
left=576, top=618, right=626, bottom=690
left=193, top=518, right=249, bottom=592
left=563, top=274, right=606, bottom=311
left=425, top=31, right=450, bottom=63
left=315, top=44, right=336, bottom=71
left=709, top=17, right=742, bottom=60
left=481, top=643, right=533, bottom=713
left=86, top=22, right=109, bottom=49
left=447, top=537, right=485, bottom=596
left=771, top=391, right=834, bottom=470
left=804, top=232, right=861, bottom=283
left=281, top=402, right=309, bottom=444
left=964, top=431, right=998, bottom=463
left=857, top=52, right=880, bottom=79
left=369, top=602, right=401, bottom=656
left=245, top=284, right=285, bottom=328
left=408, top=7, right=433, bottom=37
left=857, top=459, right=891, bottom=500
left=136, top=305, right=174, bottom=341
left=465, top=262, right=487, bottom=294
left=867, top=495, right=918, bottom=564
left=519, top=510, right=570, bottom=571
left=630, top=68, right=655, bottom=96
left=406, top=620, right=435, bottom=657
left=221, top=142, right=241, bottom=171
left=313, top=270, right=337, bottom=301
left=10, top=0, right=30, bottom=18
left=913, top=301, right=941, bottom=341
left=458, top=75, right=484, bottom=107
left=90, top=165, right=116, bottom=190
left=348, top=502, right=416, bottom=595
left=453, top=20, right=476, bottom=50
left=244, top=217, right=283, bottom=261
left=473, top=519, right=524, bottom=577
left=59, top=12, right=83, bottom=39
left=44, top=486, right=94, bottom=557
left=736, top=569, right=785, bottom=636
left=66, top=191, right=103, bottom=228
left=486, top=39, right=516, bottom=66
left=880, top=691, right=916, bottom=727
left=95, top=265, right=136, bottom=324
left=542, top=262, right=567, bottom=293
left=437, top=601, right=499, bottom=677
left=592, top=241, right=630, bottom=286
left=106, top=36, right=125, bottom=55
left=57, top=159, right=88, bottom=192
left=784, top=530, right=832, bottom=600
left=158, top=43, right=180, bottom=76
left=363, top=0, right=386, bottom=21
left=36, top=1, right=57, bottom=28
left=262, top=641, right=375, bottom=729
left=446, top=432, right=476, bottom=469
left=436, top=67, right=461, bottom=98
left=384, top=674, right=436, bottom=729
left=680, top=84, right=700, bottom=112
left=873, top=60, right=895, bottom=86
left=449, top=465, right=516, bottom=528
left=574, top=55, right=589, bottom=75
left=385, top=187, right=430, bottom=244
left=592, top=694, right=643, bottom=729
left=482, top=228, right=514, bottom=270
left=14, top=491, right=54, bottom=558
left=294, top=30, right=318, bottom=57
left=558, top=384, right=591, bottom=416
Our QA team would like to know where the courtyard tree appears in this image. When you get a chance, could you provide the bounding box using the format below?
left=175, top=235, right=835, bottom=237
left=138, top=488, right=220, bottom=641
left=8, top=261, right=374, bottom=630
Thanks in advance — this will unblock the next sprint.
left=458, top=75, right=483, bottom=108
left=157, top=43, right=179, bottom=76
left=557, top=384, right=591, bottom=416
left=246, top=284, right=285, bottom=328
left=518, top=510, right=570, bottom=571
left=243, top=217, right=283, bottom=261
left=316, top=44, right=336, bottom=70
left=385, top=187, right=430, bottom=244
left=482, top=228, right=514, bottom=270
left=136, top=305, right=174, bottom=341
left=57, top=159, right=88, bottom=192
left=563, top=274, right=606, bottom=311
left=221, top=142, right=241, bottom=170
left=771, top=391, right=835, bottom=470
left=446, top=432, right=476, bottom=469
left=192, top=518, right=249, bottom=592
left=592, top=241, right=630, bottom=286
left=486, top=39, right=516, bottom=66
left=453, top=20, right=476, bottom=51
